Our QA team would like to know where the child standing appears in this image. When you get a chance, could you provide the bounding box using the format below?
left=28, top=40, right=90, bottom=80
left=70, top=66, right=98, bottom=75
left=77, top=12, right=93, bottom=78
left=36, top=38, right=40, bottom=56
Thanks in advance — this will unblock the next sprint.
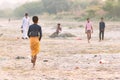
left=27, top=16, right=42, bottom=68
left=85, top=18, right=93, bottom=43
left=99, top=17, right=105, bottom=41
left=22, top=13, right=30, bottom=39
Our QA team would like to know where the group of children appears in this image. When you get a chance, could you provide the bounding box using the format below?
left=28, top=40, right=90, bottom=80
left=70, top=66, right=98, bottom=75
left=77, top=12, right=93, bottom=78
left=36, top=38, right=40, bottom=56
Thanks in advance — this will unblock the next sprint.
left=21, top=13, right=105, bottom=68
left=85, top=17, right=105, bottom=43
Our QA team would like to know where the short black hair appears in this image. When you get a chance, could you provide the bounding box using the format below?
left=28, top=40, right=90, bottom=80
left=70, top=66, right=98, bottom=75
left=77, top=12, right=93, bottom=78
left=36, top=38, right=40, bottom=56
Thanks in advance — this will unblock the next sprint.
left=101, top=17, right=104, bottom=19
left=25, top=13, right=28, bottom=16
left=87, top=18, right=89, bottom=20
left=32, top=16, right=38, bottom=23
left=57, top=23, right=60, bottom=25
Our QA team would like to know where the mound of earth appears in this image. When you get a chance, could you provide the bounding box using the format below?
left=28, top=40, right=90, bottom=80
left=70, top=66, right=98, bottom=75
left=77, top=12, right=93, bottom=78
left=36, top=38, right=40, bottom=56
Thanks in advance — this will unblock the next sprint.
left=59, top=33, right=76, bottom=37
left=49, top=32, right=58, bottom=38
left=49, top=32, right=76, bottom=38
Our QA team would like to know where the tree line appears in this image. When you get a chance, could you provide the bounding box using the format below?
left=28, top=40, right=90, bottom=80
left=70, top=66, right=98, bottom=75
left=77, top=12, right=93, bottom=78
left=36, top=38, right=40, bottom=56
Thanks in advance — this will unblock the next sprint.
left=0, top=0, right=120, bottom=20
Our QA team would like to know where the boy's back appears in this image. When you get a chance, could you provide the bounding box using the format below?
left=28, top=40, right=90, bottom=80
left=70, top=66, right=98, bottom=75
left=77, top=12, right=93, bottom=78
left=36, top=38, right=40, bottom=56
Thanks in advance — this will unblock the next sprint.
left=28, top=24, right=42, bottom=38
left=29, top=24, right=41, bottom=31
left=99, top=21, right=105, bottom=30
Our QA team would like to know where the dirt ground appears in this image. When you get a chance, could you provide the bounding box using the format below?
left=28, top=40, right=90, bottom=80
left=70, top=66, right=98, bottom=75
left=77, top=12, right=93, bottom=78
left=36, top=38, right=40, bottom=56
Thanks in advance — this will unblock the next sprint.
left=0, top=19, right=120, bottom=80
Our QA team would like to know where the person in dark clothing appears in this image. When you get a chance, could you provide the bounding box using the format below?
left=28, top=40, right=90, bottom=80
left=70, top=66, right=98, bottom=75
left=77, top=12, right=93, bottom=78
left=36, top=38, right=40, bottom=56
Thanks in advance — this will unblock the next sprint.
left=27, top=16, right=42, bottom=68
left=99, top=17, right=105, bottom=41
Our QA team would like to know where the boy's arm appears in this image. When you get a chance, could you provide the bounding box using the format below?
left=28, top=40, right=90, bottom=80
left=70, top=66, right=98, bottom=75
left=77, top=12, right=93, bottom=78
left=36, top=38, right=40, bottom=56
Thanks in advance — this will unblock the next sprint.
left=104, top=22, right=105, bottom=28
left=99, top=22, right=101, bottom=30
left=85, top=25, right=87, bottom=33
left=39, top=27, right=42, bottom=41
left=103, top=22, right=105, bottom=31
left=91, top=22, right=93, bottom=33
left=91, top=26, right=93, bottom=33
left=60, top=27, right=62, bottom=31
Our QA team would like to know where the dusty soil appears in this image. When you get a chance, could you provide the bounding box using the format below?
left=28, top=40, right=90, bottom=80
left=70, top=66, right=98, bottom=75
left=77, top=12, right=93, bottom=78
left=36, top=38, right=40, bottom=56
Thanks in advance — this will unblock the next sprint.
left=0, top=19, right=120, bottom=80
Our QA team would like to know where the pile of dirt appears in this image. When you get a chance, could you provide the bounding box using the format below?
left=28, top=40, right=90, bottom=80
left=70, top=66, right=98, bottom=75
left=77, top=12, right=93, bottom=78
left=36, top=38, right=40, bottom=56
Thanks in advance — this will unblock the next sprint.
left=59, top=33, right=76, bottom=37
left=49, top=32, right=58, bottom=38
left=49, top=32, right=76, bottom=38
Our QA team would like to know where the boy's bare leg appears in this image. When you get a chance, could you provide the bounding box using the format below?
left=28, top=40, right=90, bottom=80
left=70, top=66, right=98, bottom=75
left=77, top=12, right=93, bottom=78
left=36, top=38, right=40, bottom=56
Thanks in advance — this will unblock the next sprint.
left=99, top=31, right=101, bottom=42
left=90, top=33, right=91, bottom=39
left=88, top=39, right=90, bottom=43
left=102, top=31, right=104, bottom=40
left=32, top=55, right=37, bottom=68
left=87, top=33, right=89, bottom=43
left=87, top=33, right=90, bottom=43
left=31, top=56, right=34, bottom=63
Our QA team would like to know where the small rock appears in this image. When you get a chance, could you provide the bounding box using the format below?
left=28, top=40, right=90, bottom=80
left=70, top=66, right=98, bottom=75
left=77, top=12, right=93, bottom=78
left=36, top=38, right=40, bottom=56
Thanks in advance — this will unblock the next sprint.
left=115, top=77, right=119, bottom=79
left=99, top=59, right=108, bottom=64
left=97, top=78, right=103, bottom=80
left=15, top=56, right=26, bottom=59
left=17, top=37, right=20, bottom=39
left=94, top=55, right=97, bottom=57
left=43, top=60, right=48, bottom=62
left=75, top=66, right=79, bottom=70
left=42, top=75, right=46, bottom=76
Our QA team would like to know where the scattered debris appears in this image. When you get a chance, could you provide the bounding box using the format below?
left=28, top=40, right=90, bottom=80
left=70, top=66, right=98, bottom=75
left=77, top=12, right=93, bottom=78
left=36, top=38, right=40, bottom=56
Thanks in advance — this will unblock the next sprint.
left=43, top=60, right=48, bottom=62
left=0, top=33, right=3, bottom=37
left=75, top=66, right=79, bottom=70
left=99, top=59, right=109, bottom=64
left=94, top=55, right=97, bottom=57
left=15, top=56, right=26, bottom=59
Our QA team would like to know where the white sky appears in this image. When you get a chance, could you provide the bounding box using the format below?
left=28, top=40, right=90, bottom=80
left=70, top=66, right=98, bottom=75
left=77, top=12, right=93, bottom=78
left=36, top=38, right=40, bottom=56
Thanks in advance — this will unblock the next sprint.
left=0, top=0, right=38, bottom=4
left=0, top=0, right=39, bottom=9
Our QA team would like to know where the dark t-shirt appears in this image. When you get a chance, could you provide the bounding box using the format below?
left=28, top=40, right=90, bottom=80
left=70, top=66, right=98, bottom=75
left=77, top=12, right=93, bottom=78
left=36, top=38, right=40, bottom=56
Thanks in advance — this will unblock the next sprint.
left=99, top=21, right=105, bottom=30
left=27, top=24, right=42, bottom=40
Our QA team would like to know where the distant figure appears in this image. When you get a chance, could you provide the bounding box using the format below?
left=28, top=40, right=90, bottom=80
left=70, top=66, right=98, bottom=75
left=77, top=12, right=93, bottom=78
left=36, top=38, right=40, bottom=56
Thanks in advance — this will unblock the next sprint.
left=56, top=23, right=62, bottom=35
left=49, top=23, right=62, bottom=38
left=27, top=16, right=42, bottom=68
left=21, top=13, right=30, bottom=39
left=99, top=17, right=105, bottom=41
left=85, top=18, right=93, bottom=43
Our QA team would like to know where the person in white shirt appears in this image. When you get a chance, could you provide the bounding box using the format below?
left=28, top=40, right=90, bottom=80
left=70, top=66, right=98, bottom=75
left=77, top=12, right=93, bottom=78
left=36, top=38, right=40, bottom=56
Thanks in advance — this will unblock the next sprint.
left=21, top=13, right=30, bottom=39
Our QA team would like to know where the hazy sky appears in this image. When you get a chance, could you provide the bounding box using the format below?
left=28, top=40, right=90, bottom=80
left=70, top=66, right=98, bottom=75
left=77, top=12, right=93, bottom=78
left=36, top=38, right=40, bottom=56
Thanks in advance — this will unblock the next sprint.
left=0, top=0, right=38, bottom=4
left=0, top=0, right=39, bottom=9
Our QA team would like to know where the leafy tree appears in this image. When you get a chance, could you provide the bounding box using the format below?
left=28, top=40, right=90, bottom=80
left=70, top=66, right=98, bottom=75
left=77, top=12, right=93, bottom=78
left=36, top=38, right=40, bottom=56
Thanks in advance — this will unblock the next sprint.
left=41, top=0, right=71, bottom=14
left=14, top=1, right=44, bottom=17
left=103, top=0, right=120, bottom=18
left=85, top=6, right=101, bottom=18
